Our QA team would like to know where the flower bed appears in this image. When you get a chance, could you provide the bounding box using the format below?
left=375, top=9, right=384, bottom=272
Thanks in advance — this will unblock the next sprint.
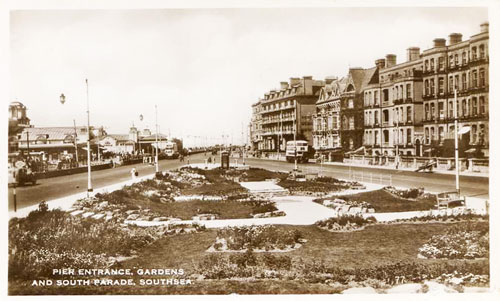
left=313, top=198, right=375, bottom=214
left=315, top=215, right=377, bottom=232
left=195, top=253, right=489, bottom=287
left=418, top=222, right=489, bottom=259
left=8, top=204, right=204, bottom=280
left=337, top=189, right=436, bottom=213
left=208, top=225, right=304, bottom=252
left=278, top=177, right=357, bottom=195
left=385, top=213, right=488, bottom=224
left=70, top=168, right=279, bottom=221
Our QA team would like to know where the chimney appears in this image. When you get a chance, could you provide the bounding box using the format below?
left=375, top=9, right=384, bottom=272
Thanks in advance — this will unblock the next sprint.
left=385, top=54, right=396, bottom=68
left=449, top=33, right=462, bottom=45
left=406, top=47, right=420, bottom=61
left=375, top=58, right=386, bottom=69
left=480, top=22, right=489, bottom=33
left=325, top=76, right=337, bottom=84
left=433, top=38, right=446, bottom=47
left=289, top=77, right=300, bottom=86
left=303, top=76, right=313, bottom=95
left=280, top=81, right=289, bottom=90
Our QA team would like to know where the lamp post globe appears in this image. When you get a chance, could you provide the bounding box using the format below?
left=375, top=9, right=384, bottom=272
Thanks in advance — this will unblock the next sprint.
left=60, top=93, right=66, bottom=105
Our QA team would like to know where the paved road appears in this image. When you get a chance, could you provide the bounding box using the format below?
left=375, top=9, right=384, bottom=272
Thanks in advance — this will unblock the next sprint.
left=243, top=158, right=489, bottom=199
left=8, top=153, right=210, bottom=211
left=8, top=153, right=489, bottom=212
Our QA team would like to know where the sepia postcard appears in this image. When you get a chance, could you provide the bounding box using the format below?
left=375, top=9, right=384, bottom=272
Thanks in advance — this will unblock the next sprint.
left=2, top=0, right=499, bottom=299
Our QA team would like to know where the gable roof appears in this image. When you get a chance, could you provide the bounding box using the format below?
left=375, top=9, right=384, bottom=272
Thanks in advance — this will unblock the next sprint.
left=18, top=127, right=84, bottom=142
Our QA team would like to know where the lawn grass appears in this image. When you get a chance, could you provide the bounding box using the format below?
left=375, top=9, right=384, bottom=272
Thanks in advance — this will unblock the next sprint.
left=10, top=221, right=489, bottom=295
left=278, top=179, right=349, bottom=194
left=338, top=189, right=436, bottom=213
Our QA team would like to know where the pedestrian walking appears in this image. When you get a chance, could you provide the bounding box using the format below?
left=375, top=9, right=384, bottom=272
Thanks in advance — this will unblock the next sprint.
left=131, top=168, right=137, bottom=179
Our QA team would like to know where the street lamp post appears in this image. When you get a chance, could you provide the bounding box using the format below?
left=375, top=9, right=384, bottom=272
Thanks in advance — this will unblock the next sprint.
left=155, top=105, right=159, bottom=175
left=60, top=80, right=93, bottom=197
left=85, top=79, right=93, bottom=196
left=454, top=89, right=460, bottom=196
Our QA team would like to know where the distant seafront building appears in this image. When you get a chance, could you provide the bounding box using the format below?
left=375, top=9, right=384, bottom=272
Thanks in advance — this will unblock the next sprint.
left=313, top=67, right=378, bottom=160
left=363, top=50, right=425, bottom=157
left=8, top=101, right=31, bottom=154
left=250, top=76, right=324, bottom=154
left=421, top=22, right=489, bottom=157
left=249, top=22, right=489, bottom=160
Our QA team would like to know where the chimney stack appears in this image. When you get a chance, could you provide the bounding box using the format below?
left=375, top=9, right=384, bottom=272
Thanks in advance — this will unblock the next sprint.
left=375, top=58, right=386, bottom=69
left=433, top=38, right=446, bottom=48
left=325, top=76, right=337, bottom=84
left=280, top=81, right=289, bottom=90
left=406, top=47, right=420, bottom=61
left=449, top=33, right=463, bottom=45
left=480, top=22, right=489, bottom=33
left=385, top=54, right=397, bottom=68
left=289, top=77, right=300, bottom=86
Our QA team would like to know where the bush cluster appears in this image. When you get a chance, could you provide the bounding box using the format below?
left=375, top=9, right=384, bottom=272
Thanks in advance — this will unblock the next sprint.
left=216, top=225, right=302, bottom=251
left=9, top=208, right=165, bottom=280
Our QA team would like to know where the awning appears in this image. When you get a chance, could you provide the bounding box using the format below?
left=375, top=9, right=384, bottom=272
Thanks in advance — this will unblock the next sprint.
left=346, top=146, right=365, bottom=155
left=465, top=148, right=477, bottom=153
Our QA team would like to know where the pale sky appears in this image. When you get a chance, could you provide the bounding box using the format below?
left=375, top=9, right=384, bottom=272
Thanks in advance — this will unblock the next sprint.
left=10, top=7, right=488, bottom=146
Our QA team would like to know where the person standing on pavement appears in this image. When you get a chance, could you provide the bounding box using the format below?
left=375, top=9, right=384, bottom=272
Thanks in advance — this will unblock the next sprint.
left=131, top=168, right=137, bottom=179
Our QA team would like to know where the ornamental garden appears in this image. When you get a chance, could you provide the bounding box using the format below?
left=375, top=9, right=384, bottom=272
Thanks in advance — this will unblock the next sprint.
left=8, top=166, right=489, bottom=294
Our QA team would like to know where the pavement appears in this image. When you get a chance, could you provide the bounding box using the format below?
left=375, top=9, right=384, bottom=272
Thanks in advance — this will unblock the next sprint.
left=247, top=155, right=489, bottom=178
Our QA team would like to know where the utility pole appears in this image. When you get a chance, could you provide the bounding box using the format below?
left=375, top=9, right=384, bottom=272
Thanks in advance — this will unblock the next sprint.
left=454, top=89, right=460, bottom=196
left=73, top=119, right=79, bottom=166
left=293, top=114, right=298, bottom=171
left=155, top=104, right=159, bottom=174
left=85, top=79, right=93, bottom=196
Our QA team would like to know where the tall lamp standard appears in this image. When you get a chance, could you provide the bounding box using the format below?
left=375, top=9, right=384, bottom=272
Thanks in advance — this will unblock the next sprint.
left=454, top=88, right=460, bottom=197
left=155, top=105, right=159, bottom=175
left=60, top=78, right=93, bottom=198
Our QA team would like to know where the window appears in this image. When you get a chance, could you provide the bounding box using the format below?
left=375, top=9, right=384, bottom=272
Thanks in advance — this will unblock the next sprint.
left=439, top=57, right=445, bottom=70
left=448, top=101, right=454, bottom=118
left=374, top=91, right=379, bottom=105
left=374, top=111, right=379, bottom=124
left=471, top=125, right=477, bottom=144
left=438, top=102, right=444, bottom=119
left=431, top=127, right=435, bottom=142
left=383, top=130, right=389, bottom=143
left=383, top=89, right=389, bottom=102
left=425, top=103, right=430, bottom=120
left=348, top=99, right=354, bottom=108
left=454, top=54, right=459, bottom=66
left=479, top=97, right=485, bottom=115
left=431, top=103, right=436, bottom=120
left=424, top=80, right=429, bottom=95
left=438, top=78, right=444, bottom=94
left=383, top=110, right=389, bottom=123
left=462, top=73, right=467, bottom=90
left=349, top=138, right=354, bottom=150
left=472, top=70, right=478, bottom=88
left=407, top=106, right=412, bottom=122
left=425, top=60, right=429, bottom=71
left=479, top=44, right=485, bottom=58
left=449, top=76, right=454, bottom=93
left=349, top=117, right=355, bottom=130
left=430, top=58, right=435, bottom=71
left=472, top=47, right=477, bottom=59
left=472, top=97, right=478, bottom=115
left=462, top=99, right=467, bottom=116
left=406, top=84, right=411, bottom=99
left=374, top=131, right=379, bottom=145
left=438, top=127, right=444, bottom=142
left=462, top=51, right=467, bottom=65
left=454, top=75, right=459, bottom=90
left=479, top=124, right=486, bottom=145
left=425, top=128, right=430, bottom=144
left=407, top=129, right=412, bottom=145
left=430, top=79, right=435, bottom=95
left=479, top=68, right=485, bottom=86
